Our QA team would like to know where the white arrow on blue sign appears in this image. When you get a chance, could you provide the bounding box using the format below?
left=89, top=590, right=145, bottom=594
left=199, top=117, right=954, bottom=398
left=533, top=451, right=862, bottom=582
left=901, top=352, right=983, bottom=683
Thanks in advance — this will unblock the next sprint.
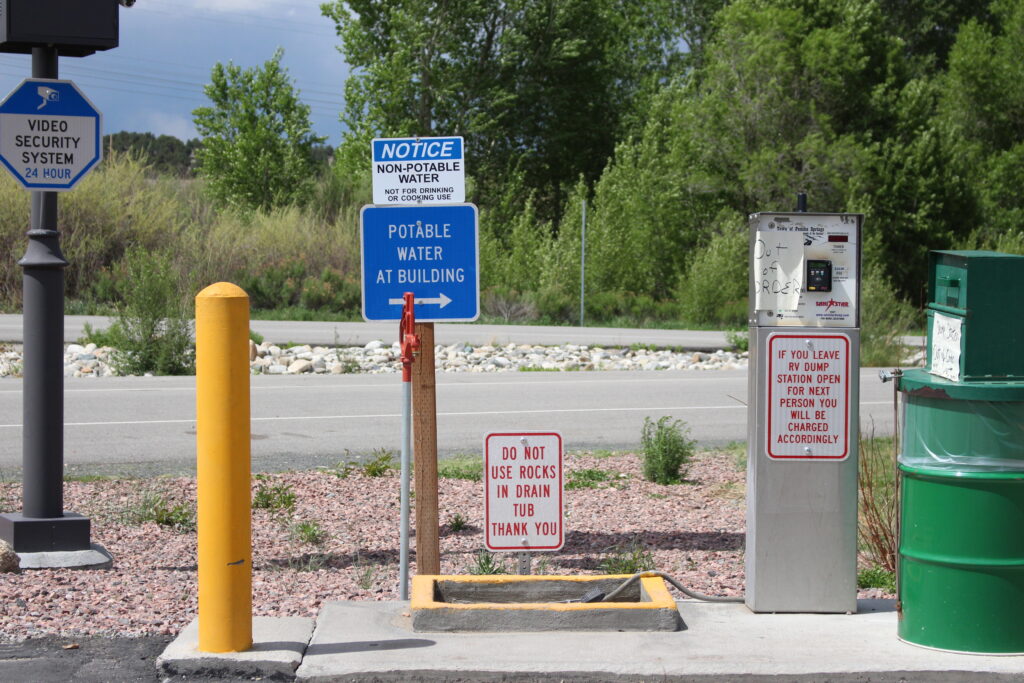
left=0, top=79, right=102, bottom=191
left=360, top=203, right=479, bottom=322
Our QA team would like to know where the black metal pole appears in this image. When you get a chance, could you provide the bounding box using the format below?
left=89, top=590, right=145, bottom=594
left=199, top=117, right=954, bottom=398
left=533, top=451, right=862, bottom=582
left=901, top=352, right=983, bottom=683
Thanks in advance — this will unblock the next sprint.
left=795, top=192, right=808, bottom=213
left=0, top=46, right=91, bottom=554
left=20, top=46, right=67, bottom=520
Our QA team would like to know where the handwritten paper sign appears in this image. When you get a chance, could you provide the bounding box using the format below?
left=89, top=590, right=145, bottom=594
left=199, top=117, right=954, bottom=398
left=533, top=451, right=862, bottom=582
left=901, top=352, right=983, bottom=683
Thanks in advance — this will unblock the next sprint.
left=753, top=230, right=804, bottom=312
left=930, top=312, right=962, bottom=382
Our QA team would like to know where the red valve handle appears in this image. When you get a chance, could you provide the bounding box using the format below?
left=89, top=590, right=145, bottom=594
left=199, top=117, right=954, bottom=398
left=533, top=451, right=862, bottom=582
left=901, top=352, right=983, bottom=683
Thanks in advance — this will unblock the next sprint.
left=399, top=292, right=420, bottom=382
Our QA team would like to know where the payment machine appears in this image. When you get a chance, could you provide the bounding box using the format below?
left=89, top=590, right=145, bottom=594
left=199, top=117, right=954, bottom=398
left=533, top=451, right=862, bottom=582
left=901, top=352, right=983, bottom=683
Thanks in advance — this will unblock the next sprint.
left=746, top=212, right=863, bottom=613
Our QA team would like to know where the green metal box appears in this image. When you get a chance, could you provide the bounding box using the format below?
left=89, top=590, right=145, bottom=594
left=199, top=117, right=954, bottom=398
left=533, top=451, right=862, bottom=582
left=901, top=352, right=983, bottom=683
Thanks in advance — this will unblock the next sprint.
left=926, top=250, right=1024, bottom=381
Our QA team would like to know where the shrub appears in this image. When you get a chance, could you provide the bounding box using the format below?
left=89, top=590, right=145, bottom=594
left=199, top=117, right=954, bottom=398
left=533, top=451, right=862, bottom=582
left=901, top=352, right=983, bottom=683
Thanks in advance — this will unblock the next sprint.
left=858, top=434, right=897, bottom=573
left=860, top=265, right=920, bottom=367
left=675, top=211, right=749, bottom=327
left=640, top=416, right=695, bottom=484
left=298, top=267, right=361, bottom=312
left=102, top=247, right=193, bottom=376
left=238, top=259, right=307, bottom=309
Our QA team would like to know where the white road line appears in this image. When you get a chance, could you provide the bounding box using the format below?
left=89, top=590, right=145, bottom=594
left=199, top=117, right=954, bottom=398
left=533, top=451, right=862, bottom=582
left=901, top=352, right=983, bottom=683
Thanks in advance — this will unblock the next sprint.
left=0, top=401, right=893, bottom=428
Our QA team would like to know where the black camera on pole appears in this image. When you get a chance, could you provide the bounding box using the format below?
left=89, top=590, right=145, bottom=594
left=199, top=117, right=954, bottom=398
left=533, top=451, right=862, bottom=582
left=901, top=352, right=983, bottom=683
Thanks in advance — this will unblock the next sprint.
left=0, top=0, right=127, bottom=57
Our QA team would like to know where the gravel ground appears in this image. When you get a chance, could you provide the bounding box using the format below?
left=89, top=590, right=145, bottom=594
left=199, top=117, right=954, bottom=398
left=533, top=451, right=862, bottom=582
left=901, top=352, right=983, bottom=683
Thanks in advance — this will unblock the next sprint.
left=0, top=449, right=890, bottom=642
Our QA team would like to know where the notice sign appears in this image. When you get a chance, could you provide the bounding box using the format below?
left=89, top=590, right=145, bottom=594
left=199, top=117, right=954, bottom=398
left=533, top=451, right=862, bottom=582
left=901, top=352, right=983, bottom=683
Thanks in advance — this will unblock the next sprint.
left=929, top=312, right=962, bottom=382
left=767, top=334, right=850, bottom=460
left=484, top=432, right=563, bottom=551
left=372, top=136, right=465, bottom=205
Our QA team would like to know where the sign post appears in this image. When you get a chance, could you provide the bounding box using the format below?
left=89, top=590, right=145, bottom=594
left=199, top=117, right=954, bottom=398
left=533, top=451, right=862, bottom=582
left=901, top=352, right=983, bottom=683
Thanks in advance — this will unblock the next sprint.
left=362, top=136, right=476, bottom=589
left=0, top=50, right=108, bottom=567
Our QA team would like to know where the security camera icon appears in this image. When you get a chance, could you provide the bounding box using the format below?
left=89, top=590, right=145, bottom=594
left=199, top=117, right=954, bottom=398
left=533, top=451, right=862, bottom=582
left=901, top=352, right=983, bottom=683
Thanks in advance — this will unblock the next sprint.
left=37, top=86, right=59, bottom=110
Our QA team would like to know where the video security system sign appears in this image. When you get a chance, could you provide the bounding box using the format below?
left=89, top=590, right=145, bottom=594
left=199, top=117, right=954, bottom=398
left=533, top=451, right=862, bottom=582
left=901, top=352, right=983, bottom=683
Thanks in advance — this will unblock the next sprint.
left=372, top=136, right=464, bottom=205
left=360, top=203, right=479, bottom=321
left=0, top=79, right=102, bottom=191
left=484, top=432, right=563, bottom=551
left=767, top=334, right=850, bottom=460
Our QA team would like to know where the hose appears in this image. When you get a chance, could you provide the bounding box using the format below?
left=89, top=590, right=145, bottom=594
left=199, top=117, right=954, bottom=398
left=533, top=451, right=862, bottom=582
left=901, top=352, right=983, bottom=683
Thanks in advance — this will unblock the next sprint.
left=601, top=571, right=745, bottom=604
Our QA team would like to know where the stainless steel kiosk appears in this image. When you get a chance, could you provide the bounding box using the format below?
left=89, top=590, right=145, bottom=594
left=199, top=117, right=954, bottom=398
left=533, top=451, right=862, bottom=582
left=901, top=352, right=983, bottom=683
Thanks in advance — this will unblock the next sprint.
left=745, top=212, right=862, bottom=613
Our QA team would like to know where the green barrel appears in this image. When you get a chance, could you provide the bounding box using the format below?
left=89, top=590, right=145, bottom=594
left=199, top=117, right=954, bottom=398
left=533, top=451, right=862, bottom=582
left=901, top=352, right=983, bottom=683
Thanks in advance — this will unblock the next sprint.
left=898, top=370, right=1024, bottom=654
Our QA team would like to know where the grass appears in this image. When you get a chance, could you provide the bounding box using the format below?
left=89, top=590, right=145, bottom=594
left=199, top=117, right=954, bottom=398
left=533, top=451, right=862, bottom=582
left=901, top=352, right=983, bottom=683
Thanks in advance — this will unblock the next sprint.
left=322, top=449, right=396, bottom=478
left=290, top=520, right=328, bottom=546
left=63, top=473, right=119, bottom=483
left=252, top=481, right=297, bottom=513
left=126, top=492, right=195, bottom=532
left=857, top=566, right=896, bottom=593
left=723, top=441, right=747, bottom=471
left=565, top=468, right=625, bottom=490
left=466, top=551, right=508, bottom=575
left=361, top=449, right=396, bottom=477
left=447, top=513, right=469, bottom=532
left=438, top=454, right=483, bottom=481
left=600, top=539, right=655, bottom=575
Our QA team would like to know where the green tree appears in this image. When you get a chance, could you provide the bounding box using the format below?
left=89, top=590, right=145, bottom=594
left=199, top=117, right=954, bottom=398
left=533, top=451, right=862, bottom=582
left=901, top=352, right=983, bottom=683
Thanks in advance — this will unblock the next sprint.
left=103, top=132, right=200, bottom=177
left=192, top=49, right=325, bottom=211
left=321, top=0, right=696, bottom=222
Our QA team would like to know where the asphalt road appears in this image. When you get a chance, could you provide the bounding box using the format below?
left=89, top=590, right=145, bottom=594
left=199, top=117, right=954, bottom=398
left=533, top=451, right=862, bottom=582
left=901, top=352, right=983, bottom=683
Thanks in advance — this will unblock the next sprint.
left=0, top=368, right=896, bottom=477
left=0, top=314, right=731, bottom=350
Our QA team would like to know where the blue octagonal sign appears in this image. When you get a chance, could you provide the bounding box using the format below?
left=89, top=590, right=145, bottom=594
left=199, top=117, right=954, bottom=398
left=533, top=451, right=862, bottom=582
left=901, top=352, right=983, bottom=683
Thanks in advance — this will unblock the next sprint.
left=0, top=78, right=102, bottom=191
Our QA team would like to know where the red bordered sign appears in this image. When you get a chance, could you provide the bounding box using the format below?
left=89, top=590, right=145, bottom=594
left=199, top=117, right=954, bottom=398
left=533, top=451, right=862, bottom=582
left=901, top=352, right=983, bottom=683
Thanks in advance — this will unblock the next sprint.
left=484, top=432, right=563, bottom=551
left=767, top=334, right=850, bottom=460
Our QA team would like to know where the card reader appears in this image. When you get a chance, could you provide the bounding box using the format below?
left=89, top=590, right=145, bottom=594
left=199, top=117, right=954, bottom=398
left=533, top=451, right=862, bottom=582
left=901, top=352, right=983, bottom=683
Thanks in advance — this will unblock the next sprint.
left=805, top=259, right=832, bottom=292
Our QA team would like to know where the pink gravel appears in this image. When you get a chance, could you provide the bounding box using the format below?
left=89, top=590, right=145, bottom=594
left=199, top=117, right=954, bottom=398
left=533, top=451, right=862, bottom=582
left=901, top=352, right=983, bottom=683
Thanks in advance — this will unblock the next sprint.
left=0, top=451, right=885, bottom=641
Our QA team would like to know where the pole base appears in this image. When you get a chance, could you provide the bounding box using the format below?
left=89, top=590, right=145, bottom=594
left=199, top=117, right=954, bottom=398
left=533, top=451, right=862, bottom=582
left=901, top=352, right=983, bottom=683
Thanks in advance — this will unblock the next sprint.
left=0, top=511, right=91, bottom=552
left=14, top=542, right=113, bottom=570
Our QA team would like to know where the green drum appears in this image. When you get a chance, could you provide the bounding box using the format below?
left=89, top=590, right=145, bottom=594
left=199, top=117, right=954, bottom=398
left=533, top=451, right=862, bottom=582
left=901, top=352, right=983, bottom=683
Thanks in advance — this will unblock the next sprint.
left=898, top=370, right=1024, bottom=654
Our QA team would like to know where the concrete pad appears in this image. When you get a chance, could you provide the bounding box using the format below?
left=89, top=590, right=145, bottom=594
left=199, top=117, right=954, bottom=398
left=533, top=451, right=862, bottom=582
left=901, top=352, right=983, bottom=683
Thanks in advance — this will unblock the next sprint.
left=295, top=599, right=1024, bottom=681
left=411, top=574, right=682, bottom=632
left=17, top=543, right=113, bottom=570
left=157, top=616, right=314, bottom=679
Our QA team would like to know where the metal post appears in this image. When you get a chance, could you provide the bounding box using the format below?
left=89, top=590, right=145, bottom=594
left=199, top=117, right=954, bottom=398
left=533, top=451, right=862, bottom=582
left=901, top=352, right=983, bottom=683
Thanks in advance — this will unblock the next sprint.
left=580, top=198, right=586, bottom=327
left=0, top=47, right=95, bottom=557
left=398, top=292, right=419, bottom=600
left=196, top=282, right=253, bottom=653
left=517, top=552, right=531, bottom=575
left=22, top=46, right=65, bottom=521
left=400, top=380, right=412, bottom=599
left=795, top=192, right=807, bottom=212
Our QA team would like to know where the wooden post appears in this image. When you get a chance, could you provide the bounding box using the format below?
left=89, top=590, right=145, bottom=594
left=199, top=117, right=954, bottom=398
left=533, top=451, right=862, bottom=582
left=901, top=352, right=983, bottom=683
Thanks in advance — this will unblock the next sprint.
left=413, top=322, right=440, bottom=574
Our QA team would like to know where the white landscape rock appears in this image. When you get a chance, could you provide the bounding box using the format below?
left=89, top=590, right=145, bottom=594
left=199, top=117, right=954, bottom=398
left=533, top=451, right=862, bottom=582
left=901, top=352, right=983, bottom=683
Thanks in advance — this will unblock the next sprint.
left=0, top=339, right=767, bottom=380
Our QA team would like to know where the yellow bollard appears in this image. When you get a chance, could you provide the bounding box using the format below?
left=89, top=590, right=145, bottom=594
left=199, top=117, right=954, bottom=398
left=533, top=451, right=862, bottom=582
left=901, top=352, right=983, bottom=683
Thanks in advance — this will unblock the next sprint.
left=195, top=282, right=252, bottom=652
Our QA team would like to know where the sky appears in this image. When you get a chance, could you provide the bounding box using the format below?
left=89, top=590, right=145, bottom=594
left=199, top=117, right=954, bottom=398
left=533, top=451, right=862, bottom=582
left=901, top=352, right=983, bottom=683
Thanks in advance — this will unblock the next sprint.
left=0, top=0, right=350, bottom=146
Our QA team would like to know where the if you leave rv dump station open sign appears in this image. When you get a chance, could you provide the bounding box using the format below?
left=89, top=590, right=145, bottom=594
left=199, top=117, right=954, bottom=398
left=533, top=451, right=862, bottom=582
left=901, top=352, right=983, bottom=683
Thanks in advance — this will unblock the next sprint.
left=767, top=334, right=850, bottom=460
